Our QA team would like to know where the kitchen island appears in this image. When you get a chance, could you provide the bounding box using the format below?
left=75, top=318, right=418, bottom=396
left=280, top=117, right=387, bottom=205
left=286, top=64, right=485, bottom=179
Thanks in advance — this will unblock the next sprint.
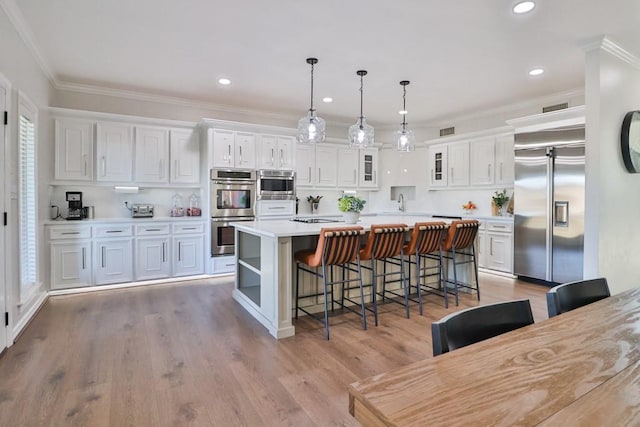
left=231, top=215, right=456, bottom=339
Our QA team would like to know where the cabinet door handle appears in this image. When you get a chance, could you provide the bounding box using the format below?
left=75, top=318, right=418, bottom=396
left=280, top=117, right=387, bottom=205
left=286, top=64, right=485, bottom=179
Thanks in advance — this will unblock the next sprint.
left=145, top=228, right=161, bottom=232
left=182, top=227, right=197, bottom=230
left=83, top=155, right=88, bottom=176
left=318, top=168, right=321, bottom=182
left=159, top=159, right=164, bottom=179
left=178, top=242, right=182, bottom=261
left=280, top=148, right=284, bottom=167
left=490, top=237, right=493, bottom=256
left=271, top=148, right=275, bottom=166
left=268, top=206, right=285, bottom=210
left=62, top=231, right=80, bottom=235
left=308, top=167, right=311, bottom=183
left=451, top=168, right=454, bottom=181
left=487, top=164, right=491, bottom=179
left=353, top=169, right=356, bottom=183
left=101, top=246, right=106, bottom=268
left=500, top=163, right=503, bottom=181
left=162, top=242, right=166, bottom=262
left=493, top=225, right=506, bottom=229
left=174, top=160, right=179, bottom=179
left=228, top=144, right=232, bottom=164
left=239, top=146, right=243, bottom=164
left=106, top=230, right=123, bottom=233
left=82, top=247, right=86, bottom=269
left=102, top=156, right=107, bottom=177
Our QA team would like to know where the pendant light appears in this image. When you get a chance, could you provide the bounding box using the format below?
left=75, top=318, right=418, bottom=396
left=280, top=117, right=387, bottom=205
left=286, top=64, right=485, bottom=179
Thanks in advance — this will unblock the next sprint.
left=297, top=58, right=326, bottom=144
left=396, top=80, right=415, bottom=152
left=348, top=70, right=374, bottom=148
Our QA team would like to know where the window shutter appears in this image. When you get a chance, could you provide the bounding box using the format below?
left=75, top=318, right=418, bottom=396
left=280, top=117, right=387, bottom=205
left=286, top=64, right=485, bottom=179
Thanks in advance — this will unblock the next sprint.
left=19, top=114, right=37, bottom=288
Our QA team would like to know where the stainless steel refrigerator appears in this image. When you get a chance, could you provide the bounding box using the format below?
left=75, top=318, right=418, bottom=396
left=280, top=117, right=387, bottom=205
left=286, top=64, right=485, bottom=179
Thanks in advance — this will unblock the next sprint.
left=513, top=126, right=585, bottom=284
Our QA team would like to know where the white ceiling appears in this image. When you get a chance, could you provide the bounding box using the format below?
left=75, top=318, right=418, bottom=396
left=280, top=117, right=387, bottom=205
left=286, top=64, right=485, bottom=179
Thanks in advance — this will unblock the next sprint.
left=11, top=0, right=640, bottom=126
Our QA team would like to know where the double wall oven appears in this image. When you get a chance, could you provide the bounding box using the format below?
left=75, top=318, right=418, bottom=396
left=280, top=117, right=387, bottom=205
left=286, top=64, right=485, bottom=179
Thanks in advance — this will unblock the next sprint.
left=210, top=169, right=256, bottom=256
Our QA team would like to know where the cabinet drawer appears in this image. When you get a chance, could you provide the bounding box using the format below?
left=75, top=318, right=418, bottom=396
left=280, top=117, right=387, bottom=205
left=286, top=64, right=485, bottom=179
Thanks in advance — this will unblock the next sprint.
left=49, top=226, right=91, bottom=240
left=486, top=221, right=513, bottom=233
left=94, top=224, right=133, bottom=237
left=172, top=222, right=205, bottom=234
left=135, top=223, right=171, bottom=235
left=212, top=255, right=236, bottom=274
left=256, top=200, right=295, bottom=217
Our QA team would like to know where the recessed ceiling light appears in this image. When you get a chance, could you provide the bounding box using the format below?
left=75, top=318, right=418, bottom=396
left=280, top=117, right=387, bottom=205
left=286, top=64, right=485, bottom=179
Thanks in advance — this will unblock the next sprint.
left=513, top=1, right=535, bottom=14
left=399, top=110, right=408, bottom=115
left=528, top=68, right=544, bottom=76
left=322, top=97, right=333, bottom=103
left=218, top=78, right=231, bottom=85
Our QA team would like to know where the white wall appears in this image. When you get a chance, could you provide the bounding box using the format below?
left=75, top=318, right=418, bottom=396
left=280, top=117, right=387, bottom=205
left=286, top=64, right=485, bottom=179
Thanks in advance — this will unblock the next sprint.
left=583, top=38, right=640, bottom=295
left=0, top=3, right=53, bottom=339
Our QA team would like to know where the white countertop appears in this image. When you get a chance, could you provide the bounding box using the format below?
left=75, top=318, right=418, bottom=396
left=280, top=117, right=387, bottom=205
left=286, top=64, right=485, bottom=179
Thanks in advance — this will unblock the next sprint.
left=44, top=216, right=206, bottom=226
left=231, top=214, right=509, bottom=238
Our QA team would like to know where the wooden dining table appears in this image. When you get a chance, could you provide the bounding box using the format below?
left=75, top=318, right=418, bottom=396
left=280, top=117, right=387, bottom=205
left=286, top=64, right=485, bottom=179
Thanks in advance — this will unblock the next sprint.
left=348, top=287, right=640, bottom=426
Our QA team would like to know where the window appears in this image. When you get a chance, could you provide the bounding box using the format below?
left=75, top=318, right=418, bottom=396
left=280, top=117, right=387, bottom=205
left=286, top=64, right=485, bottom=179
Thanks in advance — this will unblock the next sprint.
left=18, top=92, right=37, bottom=302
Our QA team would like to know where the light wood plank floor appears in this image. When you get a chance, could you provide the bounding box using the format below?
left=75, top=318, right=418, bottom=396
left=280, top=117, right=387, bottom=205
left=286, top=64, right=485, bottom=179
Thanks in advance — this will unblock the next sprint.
left=0, top=273, right=548, bottom=426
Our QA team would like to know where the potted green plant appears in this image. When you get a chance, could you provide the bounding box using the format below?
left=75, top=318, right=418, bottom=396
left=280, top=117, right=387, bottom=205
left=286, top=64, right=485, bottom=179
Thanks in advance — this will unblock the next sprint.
left=491, top=189, right=510, bottom=216
left=338, top=195, right=366, bottom=224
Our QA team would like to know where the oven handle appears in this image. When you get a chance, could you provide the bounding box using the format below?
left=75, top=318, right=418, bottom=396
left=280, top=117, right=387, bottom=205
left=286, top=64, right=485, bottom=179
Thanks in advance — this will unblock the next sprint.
left=210, top=217, right=255, bottom=222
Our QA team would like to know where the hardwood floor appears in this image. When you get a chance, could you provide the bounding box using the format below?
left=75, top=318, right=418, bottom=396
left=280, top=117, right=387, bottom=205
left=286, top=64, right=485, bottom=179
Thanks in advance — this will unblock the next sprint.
left=0, top=273, right=548, bottom=426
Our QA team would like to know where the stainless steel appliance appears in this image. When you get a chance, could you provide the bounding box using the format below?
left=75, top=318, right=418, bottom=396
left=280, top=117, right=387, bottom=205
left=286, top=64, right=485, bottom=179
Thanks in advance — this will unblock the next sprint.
left=210, top=169, right=256, bottom=255
left=66, top=191, right=83, bottom=220
left=257, top=169, right=296, bottom=200
left=514, top=125, right=585, bottom=284
left=132, top=204, right=154, bottom=218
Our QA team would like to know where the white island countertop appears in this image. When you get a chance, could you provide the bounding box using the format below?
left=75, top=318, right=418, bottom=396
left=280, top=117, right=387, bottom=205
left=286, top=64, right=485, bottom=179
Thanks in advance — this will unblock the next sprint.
left=231, top=214, right=512, bottom=238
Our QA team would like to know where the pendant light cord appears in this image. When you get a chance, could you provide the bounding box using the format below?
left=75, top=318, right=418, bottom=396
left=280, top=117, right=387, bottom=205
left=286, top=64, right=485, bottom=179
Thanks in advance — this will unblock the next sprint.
left=310, top=61, right=315, bottom=113
left=359, top=73, right=364, bottom=127
left=402, top=84, right=407, bottom=131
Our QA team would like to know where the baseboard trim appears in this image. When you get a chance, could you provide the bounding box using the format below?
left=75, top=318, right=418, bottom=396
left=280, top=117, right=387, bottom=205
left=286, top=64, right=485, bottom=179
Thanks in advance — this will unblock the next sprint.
left=11, top=291, right=49, bottom=344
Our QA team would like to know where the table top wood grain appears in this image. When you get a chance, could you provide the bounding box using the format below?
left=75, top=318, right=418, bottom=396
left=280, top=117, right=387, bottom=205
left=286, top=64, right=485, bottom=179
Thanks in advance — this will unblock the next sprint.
left=348, top=287, right=640, bottom=426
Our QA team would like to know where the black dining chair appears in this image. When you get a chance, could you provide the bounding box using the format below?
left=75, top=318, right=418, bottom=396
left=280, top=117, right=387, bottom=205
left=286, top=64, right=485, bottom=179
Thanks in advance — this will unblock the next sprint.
left=546, top=278, right=610, bottom=318
left=431, top=299, right=534, bottom=356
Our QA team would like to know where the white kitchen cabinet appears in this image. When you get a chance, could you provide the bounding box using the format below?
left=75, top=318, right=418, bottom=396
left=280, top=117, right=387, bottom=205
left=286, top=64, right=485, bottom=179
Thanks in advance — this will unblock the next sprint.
left=134, top=222, right=171, bottom=280
left=315, top=145, right=338, bottom=187
left=470, top=137, right=495, bottom=186
left=495, top=134, right=515, bottom=185
left=359, top=148, right=378, bottom=188
left=134, top=126, right=170, bottom=183
left=477, top=229, right=486, bottom=268
left=258, top=135, right=294, bottom=170
left=96, top=122, right=133, bottom=182
left=170, top=129, right=200, bottom=184
left=337, top=147, right=359, bottom=188
left=173, top=235, right=204, bottom=277
left=55, top=118, right=94, bottom=181
left=448, top=141, right=470, bottom=187
left=428, top=143, right=448, bottom=187
left=172, top=222, right=205, bottom=277
left=51, top=241, right=92, bottom=289
left=94, top=224, right=133, bottom=285
left=210, top=129, right=256, bottom=169
left=295, top=144, right=315, bottom=187
left=484, top=221, right=513, bottom=273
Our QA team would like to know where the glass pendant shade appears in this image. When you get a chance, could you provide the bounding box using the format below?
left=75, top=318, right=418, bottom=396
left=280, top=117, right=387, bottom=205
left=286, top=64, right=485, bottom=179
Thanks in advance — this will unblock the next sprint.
left=297, top=57, right=325, bottom=144
left=297, top=110, right=326, bottom=144
left=396, top=127, right=415, bottom=152
left=396, top=80, right=414, bottom=152
left=348, top=117, right=374, bottom=148
left=349, top=70, right=374, bottom=148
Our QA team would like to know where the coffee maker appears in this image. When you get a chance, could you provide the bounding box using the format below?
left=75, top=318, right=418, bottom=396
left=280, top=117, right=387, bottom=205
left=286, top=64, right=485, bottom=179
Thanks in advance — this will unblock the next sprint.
left=66, top=191, right=83, bottom=220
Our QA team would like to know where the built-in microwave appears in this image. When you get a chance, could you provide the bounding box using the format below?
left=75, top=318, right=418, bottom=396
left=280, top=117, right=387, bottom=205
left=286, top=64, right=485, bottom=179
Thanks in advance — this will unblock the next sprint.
left=257, top=169, right=296, bottom=200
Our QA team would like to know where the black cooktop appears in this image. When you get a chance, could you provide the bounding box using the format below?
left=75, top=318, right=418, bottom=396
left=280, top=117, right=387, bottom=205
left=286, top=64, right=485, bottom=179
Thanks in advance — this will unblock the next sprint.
left=290, top=217, right=343, bottom=224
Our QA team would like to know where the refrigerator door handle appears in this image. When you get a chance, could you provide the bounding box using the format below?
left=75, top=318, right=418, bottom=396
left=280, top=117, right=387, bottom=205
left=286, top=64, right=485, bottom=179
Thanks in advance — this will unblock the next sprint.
left=555, top=201, right=569, bottom=227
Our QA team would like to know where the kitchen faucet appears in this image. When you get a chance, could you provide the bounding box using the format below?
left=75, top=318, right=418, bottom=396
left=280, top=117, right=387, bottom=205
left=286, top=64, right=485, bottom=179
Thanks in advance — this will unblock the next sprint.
left=398, top=193, right=405, bottom=212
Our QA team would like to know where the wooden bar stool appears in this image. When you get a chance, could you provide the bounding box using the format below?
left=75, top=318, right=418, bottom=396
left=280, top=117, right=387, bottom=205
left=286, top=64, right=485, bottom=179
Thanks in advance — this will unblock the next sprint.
left=441, top=219, right=480, bottom=306
left=402, top=222, right=450, bottom=313
left=358, top=224, right=410, bottom=323
left=294, top=226, right=366, bottom=340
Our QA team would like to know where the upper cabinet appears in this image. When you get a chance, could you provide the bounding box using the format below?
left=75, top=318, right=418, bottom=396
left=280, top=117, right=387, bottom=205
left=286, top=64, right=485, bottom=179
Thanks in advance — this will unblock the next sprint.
left=210, top=129, right=256, bottom=169
left=359, top=148, right=379, bottom=188
left=470, top=137, right=495, bottom=186
left=134, top=126, right=170, bottom=183
left=55, top=119, right=94, bottom=181
left=428, top=131, right=514, bottom=189
left=54, top=114, right=200, bottom=187
left=315, top=145, right=338, bottom=187
left=257, top=135, right=294, bottom=170
left=295, top=144, right=315, bottom=186
left=170, top=129, right=200, bottom=184
left=428, top=143, right=448, bottom=187
left=337, top=147, right=359, bottom=188
left=494, top=134, right=515, bottom=185
left=96, top=122, right=133, bottom=182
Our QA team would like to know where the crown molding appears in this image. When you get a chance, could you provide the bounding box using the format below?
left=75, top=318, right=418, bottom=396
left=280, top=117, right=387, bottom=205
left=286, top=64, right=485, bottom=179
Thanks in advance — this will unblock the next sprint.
left=0, top=0, right=57, bottom=85
left=506, top=105, right=585, bottom=133
left=579, top=35, right=640, bottom=70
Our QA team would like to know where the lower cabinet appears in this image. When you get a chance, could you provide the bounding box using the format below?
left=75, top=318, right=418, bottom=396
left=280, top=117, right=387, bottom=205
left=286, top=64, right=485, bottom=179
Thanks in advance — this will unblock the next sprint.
left=95, top=238, right=134, bottom=285
left=173, top=235, right=204, bottom=276
left=136, top=237, right=171, bottom=280
left=51, top=241, right=92, bottom=290
left=477, top=220, right=513, bottom=273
